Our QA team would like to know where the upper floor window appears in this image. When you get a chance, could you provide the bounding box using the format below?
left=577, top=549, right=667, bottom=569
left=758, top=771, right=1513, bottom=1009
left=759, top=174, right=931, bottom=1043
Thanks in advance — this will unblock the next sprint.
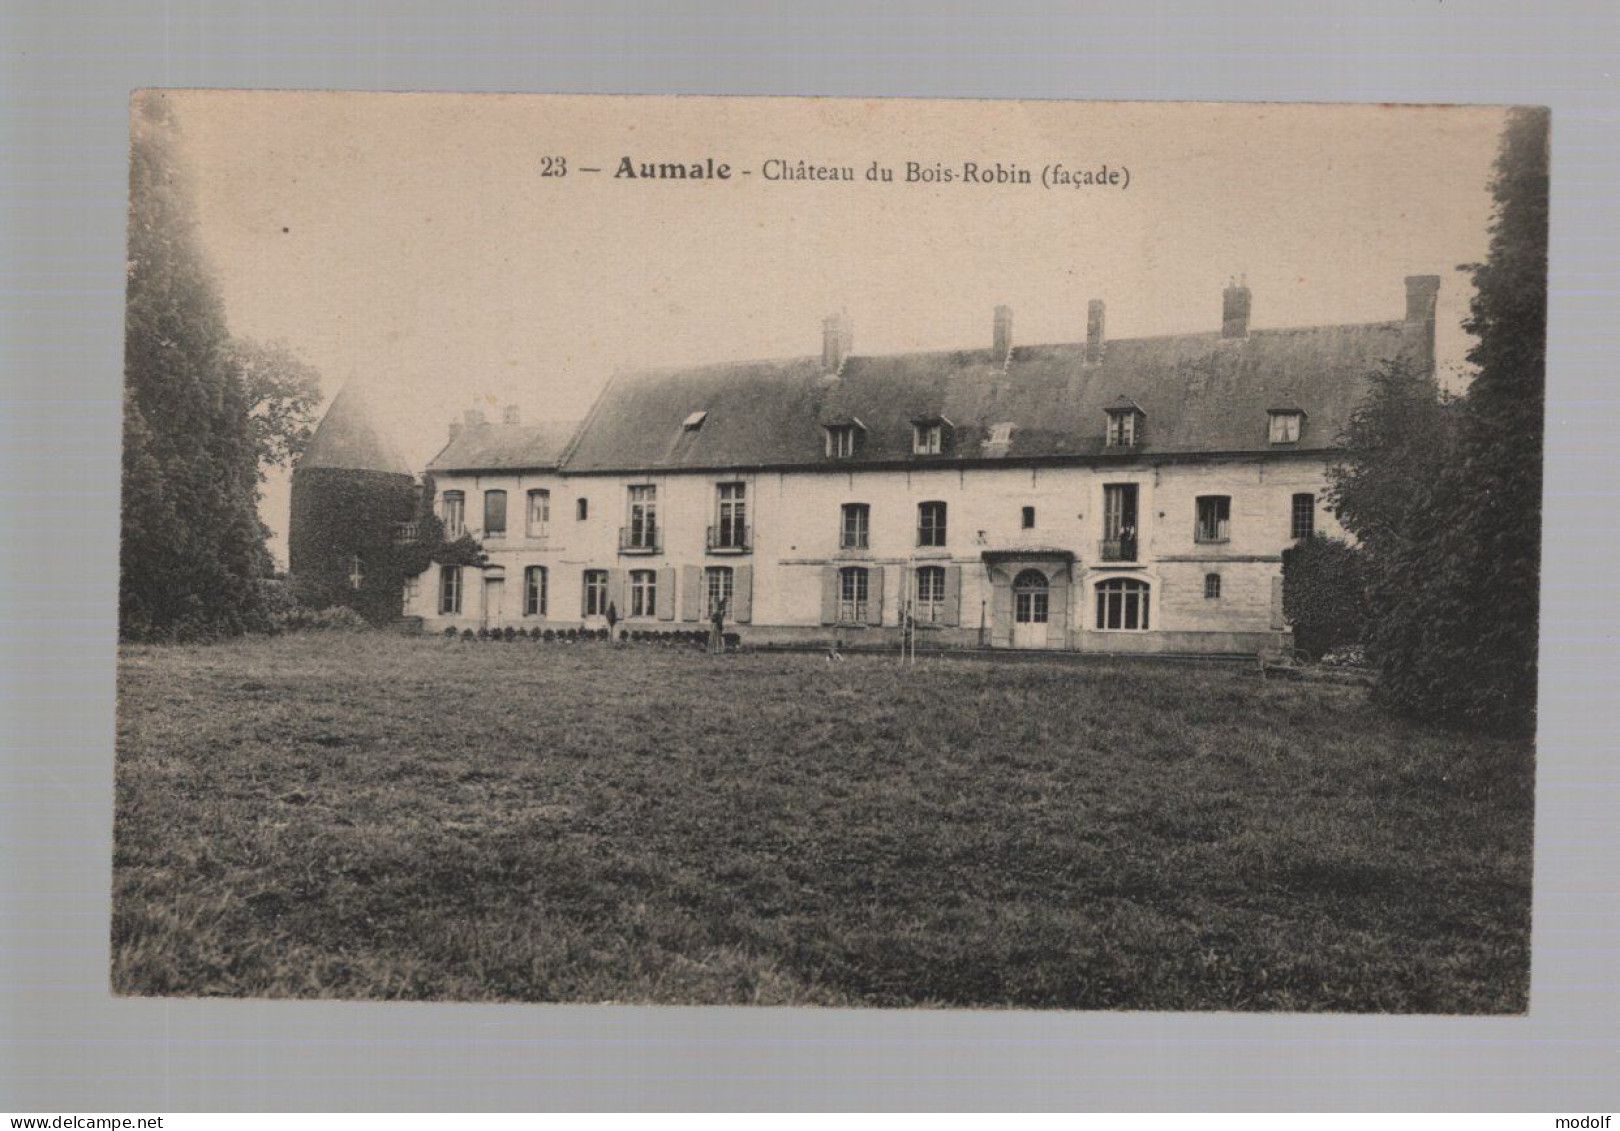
left=1102, top=483, right=1139, bottom=561
left=576, top=497, right=588, bottom=521
left=714, top=482, right=748, bottom=549
left=629, top=569, right=657, bottom=618
left=911, top=417, right=950, bottom=455
left=626, top=484, right=657, bottom=549
left=917, top=501, right=947, bottom=547
left=526, top=489, right=550, bottom=537
left=582, top=569, right=609, bottom=617
left=524, top=565, right=547, bottom=616
left=825, top=422, right=862, bottom=459
left=348, top=555, right=364, bottom=590
left=1105, top=400, right=1144, bottom=448
left=439, top=564, right=462, bottom=615
left=1021, top=505, right=1036, bottom=530
left=1292, top=493, right=1316, bottom=540
left=441, top=491, right=466, bottom=538
left=1195, top=495, right=1231, bottom=543
left=1268, top=410, right=1304, bottom=444
left=483, top=489, right=507, bottom=537
left=841, top=503, right=870, bottom=550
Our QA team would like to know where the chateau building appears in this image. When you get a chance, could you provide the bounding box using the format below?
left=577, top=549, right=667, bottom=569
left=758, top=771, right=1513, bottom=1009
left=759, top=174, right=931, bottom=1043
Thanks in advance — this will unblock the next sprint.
left=388, top=276, right=1439, bottom=653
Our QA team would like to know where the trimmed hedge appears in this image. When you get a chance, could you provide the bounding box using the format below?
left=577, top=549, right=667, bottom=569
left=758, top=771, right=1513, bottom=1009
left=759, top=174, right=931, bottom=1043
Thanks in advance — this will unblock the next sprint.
left=1281, top=535, right=1370, bottom=661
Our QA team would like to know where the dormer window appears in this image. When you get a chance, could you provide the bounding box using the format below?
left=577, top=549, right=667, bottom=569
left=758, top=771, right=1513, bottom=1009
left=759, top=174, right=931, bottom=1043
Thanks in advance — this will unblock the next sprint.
left=910, top=415, right=952, bottom=456
left=1105, top=398, right=1145, bottom=448
left=1268, top=409, right=1305, bottom=445
left=824, top=420, right=864, bottom=459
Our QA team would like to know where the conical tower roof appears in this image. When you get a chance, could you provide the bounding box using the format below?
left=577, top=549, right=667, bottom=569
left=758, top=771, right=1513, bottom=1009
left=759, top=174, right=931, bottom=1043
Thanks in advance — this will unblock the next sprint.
left=297, top=383, right=413, bottom=476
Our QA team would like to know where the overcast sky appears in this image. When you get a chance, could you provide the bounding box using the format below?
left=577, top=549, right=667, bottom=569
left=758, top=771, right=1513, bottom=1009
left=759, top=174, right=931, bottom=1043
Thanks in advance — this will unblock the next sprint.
left=158, top=92, right=1508, bottom=562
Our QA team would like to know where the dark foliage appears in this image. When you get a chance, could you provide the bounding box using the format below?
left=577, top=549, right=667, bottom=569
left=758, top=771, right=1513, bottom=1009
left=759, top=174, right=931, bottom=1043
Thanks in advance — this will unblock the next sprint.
left=1281, top=537, right=1370, bottom=660
left=227, top=338, right=324, bottom=480
left=1328, top=109, right=1547, bottom=734
left=120, top=94, right=270, bottom=641
left=288, top=467, right=417, bottom=624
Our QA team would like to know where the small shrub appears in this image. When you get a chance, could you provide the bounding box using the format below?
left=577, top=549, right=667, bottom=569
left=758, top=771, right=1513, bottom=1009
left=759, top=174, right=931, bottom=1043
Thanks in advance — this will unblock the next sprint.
left=460, top=628, right=475, bottom=641
left=503, top=626, right=516, bottom=642
left=723, top=632, right=741, bottom=652
left=542, top=629, right=555, bottom=643
left=443, top=627, right=457, bottom=640
left=1281, top=535, right=1371, bottom=661
left=270, top=604, right=370, bottom=634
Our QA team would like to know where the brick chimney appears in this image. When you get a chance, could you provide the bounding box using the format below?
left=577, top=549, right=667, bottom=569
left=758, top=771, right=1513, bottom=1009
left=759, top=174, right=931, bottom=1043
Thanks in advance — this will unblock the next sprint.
left=1085, top=299, right=1106, bottom=364
left=502, top=404, right=520, bottom=425
left=822, top=312, right=852, bottom=373
left=993, top=305, right=1013, bottom=363
left=448, top=420, right=462, bottom=443
left=1403, top=274, right=1440, bottom=378
left=1222, top=277, right=1251, bottom=339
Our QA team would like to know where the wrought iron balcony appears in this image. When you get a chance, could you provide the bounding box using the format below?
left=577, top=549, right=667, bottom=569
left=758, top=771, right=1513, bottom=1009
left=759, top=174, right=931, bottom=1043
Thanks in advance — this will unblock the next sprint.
left=1099, top=536, right=1138, bottom=563
left=706, top=523, right=752, bottom=554
left=394, top=521, right=420, bottom=544
left=618, top=525, right=661, bottom=554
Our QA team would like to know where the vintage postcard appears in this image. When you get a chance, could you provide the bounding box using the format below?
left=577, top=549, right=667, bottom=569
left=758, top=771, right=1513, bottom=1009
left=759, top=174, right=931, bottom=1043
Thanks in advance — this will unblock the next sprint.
left=116, top=93, right=1544, bottom=1010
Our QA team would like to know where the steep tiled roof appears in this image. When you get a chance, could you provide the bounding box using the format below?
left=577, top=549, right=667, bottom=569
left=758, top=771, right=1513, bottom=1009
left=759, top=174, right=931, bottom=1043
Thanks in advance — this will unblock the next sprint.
left=426, top=419, right=578, bottom=473
left=560, top=320, right=1412, bottom=473
left=297, top=384, right=413, bottom=476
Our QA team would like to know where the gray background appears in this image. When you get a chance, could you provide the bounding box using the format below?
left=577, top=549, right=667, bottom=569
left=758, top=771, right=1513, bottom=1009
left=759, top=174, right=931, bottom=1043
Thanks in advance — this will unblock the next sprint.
left=2, top=0, right=1614, bottom=1112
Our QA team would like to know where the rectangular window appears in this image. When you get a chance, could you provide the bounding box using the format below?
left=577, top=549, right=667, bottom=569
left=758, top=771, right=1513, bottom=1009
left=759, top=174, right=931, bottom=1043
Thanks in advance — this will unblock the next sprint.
left=1292, top=493, right=1316, bottom=540
left=826, top=425, right=857, bottom=458
left=918, top=501, right=947, bottom=547
left=1021, top=505, right=1036, bottom=530
left=576, top=497, right=588, bottom=521
left=1107, top=412, right=1137, bottom=447
left=483, top=489, right=507, bottom=537
left=1270, top=412, right=1303, bottom=444
left=627, top=485, right=657, bottom=549
left=1102, top=484, right=1139, bottom=560
left=524, top=565, right=547, bottom=616
left=526, top=489, right=550, bottom=537
left=913, top=423, right=942, bottom=455
left=629, top=569, right=657, bottom=618
left=1095, top=579, right=1150, bottom=631
left=441, top=491, right=465, bottom=538
left=439, top=565, right=462, bottom=615
left=840, top=503, right=869, bottom=550
left=582, top=569, right=608, bottom=617
left=839, top=567, right=869, bottom=623
left=1195, top=496, right=1231, bottom=543
left=1204, top=573, right=1221, bottom=599
left=402, top=574, right=420, bottom=614
left=705, top=566, right=734, bottom=617
left=715, top=482, right=747, bottom=549
left=914, top=565, right=946, bottom=624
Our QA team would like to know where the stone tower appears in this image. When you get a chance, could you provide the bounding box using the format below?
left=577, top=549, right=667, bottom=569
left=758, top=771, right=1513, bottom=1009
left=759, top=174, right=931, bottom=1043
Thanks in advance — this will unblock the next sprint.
left=288, top=384, right=418, bottom=624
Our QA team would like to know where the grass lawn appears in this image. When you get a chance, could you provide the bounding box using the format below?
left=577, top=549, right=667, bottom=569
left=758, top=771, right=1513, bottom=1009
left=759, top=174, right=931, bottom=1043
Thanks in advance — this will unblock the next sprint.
left=113, top=633, right=1533, bottom=1011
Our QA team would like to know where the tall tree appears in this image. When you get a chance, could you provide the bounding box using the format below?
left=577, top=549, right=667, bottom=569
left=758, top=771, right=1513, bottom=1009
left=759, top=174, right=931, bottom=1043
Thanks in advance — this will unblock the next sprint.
left=227, top=338, right=324, bottom=480
left=121, top=93, right=269, bottom=640
left=1328, top=108, right=1548, bottom=733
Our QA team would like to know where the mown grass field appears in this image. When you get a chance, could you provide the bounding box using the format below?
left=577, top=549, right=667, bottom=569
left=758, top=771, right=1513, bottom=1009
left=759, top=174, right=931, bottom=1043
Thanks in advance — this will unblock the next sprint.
left=113, top=633, right=1533, bottom=1011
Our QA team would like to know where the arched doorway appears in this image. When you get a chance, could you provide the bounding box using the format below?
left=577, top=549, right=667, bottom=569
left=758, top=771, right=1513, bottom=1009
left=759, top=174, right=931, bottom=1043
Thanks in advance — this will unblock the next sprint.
left=1012, top=568, right=1049, bottom=649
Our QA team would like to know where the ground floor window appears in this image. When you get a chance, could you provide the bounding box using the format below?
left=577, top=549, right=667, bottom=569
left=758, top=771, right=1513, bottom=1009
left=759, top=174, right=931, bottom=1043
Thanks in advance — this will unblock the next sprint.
left=402, top=574, right=420, bottom=613
left=583, top=569, right=608, bottom=617
left=1204, top=573, right=1221, bottom=599
left=629, top=569, right=657, bottom=618
left=439, top=565, right=462, bottom=615
left=1095, top=577, right=1150, bottom=631
left=914, top=566, right=946, bottom=623
left=524, top=565, right=547, bottom=616
left=1014, top=569, right=1049, bottom=624
left=839, top=567, right=869, bottom=623
left=705, top=566, right=734, bottom=617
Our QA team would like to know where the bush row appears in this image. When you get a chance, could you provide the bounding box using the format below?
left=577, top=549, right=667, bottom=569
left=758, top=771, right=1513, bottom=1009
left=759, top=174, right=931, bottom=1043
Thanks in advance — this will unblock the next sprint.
left=443, top=625, right=740, bottom=650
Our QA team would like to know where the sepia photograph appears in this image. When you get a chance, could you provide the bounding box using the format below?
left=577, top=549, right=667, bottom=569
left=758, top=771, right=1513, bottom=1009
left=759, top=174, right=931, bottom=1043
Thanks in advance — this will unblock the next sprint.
left=113, top=92, right=1545, bottom=1013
